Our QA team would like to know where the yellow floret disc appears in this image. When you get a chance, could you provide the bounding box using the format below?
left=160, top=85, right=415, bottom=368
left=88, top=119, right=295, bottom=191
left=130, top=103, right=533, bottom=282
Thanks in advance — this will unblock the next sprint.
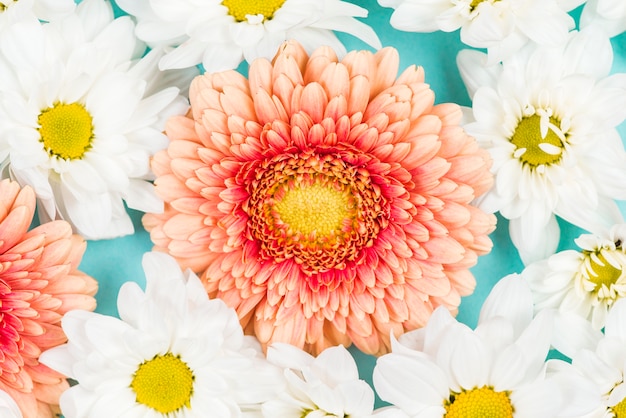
left=586, top=251, right=623, bottom=290
left=131, top=353, right=194, bottom=413
left=222, top=0, right=286, bottom=22
left=445, top=386, right=514, bottom=418
left=275, top=183, right=351, bottom=237
left=38, top=102, right=94, bottom=160
left=510, top=114, right=564, bottom=167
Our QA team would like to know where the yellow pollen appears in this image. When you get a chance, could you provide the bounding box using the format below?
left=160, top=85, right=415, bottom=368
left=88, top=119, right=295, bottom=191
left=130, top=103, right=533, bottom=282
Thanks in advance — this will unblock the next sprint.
left=274, top=183, right=350, bottom=237
left=510, top=114, right=564, bottom=167
left=586, top=251, right=623, bottom=291
left=38, top=102, right=94, bottom=160
left=612, top=395, right=626, bottom=417
left=130, top=353, right=194, bottom=414
left=222, top=0, right=286, bottom=22
left=445, top=386, right=514, bottom=418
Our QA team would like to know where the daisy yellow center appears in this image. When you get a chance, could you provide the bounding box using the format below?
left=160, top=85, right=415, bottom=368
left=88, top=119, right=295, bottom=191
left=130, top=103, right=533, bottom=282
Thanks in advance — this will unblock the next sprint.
left=274, top=184, right=350, bottom=237
left=445, top=387, right=514, bottom=418
left=131, top=353, right=194, bottom=414
left=612, top=396, right=626, bottom=417
left=585, top=251, right=623, bottom=290
left=510, top=114, right=564, bottom=167
left=222, top=0, right=286, bottom=22
left=38, top=103, right=94, bottom=160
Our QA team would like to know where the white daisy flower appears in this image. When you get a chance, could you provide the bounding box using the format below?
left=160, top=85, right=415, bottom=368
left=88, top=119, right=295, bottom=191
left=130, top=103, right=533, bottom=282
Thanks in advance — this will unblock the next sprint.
left=523, top=224, right=626, bottom=330
left=377, top=0, right=574, bottom=64
left=0, top=0, right=75, bottom=23
left=39, top=251, right=284, bottom=417
left=581, top=0, right=626, bottom=38
left=457, top=28, right=626, bottom=264
left=0, top=0, right=197, bottom=239
left=372, top=275, right=600, bottom=418
left=263, top=344, right=375, bottom=418
left=115, top=0, right=382, bottom=72
left=552, top=299, right=626, bottom=418
left=0, top=390, right=22, bottom=418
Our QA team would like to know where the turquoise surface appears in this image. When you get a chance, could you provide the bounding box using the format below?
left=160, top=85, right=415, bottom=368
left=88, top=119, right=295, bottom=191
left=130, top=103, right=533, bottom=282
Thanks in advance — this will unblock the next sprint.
left=81, top=0, right=626, bottom=404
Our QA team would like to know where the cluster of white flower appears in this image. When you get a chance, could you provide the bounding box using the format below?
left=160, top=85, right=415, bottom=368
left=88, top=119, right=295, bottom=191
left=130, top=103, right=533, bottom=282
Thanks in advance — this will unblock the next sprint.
left=36, top=250, right=626, bottom=417
left=40, top=252, right=379, bottom=417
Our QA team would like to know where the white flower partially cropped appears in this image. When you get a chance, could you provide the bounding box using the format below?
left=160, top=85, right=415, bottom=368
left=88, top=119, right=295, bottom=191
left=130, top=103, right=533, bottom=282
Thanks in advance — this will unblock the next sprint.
left=0, top=0, right=197, bottom=239
left=372, top=275, right=600, bottom=418
left=457, top=28, right=626, bottom=264
left=39, top=251, right=284, bottom=417
left=115, top=0, right=382, bottom=72
left=581, top=0, right=626, bottom=38
left=523, top=224, right=626, bottom=330
left=263, top=344, right=374, bottom=418
left=377, top=0, right=574, bottom=64
left=553, top=299, right=626, bottom=417
left=0, top=390, right=22, bottom=418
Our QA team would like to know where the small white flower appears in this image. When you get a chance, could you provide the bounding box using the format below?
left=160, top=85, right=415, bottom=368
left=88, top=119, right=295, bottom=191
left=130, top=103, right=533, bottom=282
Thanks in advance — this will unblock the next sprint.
left=372, top=275, right=600, bottom=418
left=553, top=299, right=626, bottom=418
left=263, top=344, right=375, bottom=418
left=581, top=0, right=626, bottom=38
left=115, top=0, right=382, bottom=72
left=457, top=28, right=626, bottom=264
left=0, top=0, right=198, bottom=239
left=378, top=0, right=574, bottom=64
left=523, top=224, right=626, bottom=330
left=39, top=251, right=284, bottom=417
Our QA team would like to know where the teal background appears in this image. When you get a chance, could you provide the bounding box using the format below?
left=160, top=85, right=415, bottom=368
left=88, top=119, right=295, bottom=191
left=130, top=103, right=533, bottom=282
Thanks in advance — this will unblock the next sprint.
left=78, top=0, right=626, bottom=407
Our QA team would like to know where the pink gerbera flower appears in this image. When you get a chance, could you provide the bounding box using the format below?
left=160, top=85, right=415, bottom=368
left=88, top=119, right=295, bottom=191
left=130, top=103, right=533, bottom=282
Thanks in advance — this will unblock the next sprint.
left=0, top=179, right=97, bottom=417
left=143, top=41, right=496, bottom=356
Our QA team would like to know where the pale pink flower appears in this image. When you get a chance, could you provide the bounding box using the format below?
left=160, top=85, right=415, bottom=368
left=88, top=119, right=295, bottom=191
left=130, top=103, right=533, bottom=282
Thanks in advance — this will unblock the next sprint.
left=0, top=179, right=97, bottom=417
left=143, top=41, right=495, bottom=356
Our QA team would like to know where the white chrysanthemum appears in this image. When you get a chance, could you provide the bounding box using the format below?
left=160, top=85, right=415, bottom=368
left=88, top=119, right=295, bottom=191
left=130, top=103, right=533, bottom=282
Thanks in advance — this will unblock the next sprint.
left=523, top=224, right=626, bottom=330
left=457, top=28, right=626, bottom=265
left=0, top=0, right=197, bottom=239
left=0, top=0, right=74, bottom=23
left=0, top=390, right=22, bottom=418
left=39, top=251, right=284, bottom=417
left=377, top=0, right=574, bottom=64
left=372, top=275, right=600, bottom=418
left=551, top=299, right=626, bottom=418
left=115, top=0, right=382, bottom=72
left=581, top=0, right=626, bottom=38
left=263, top=344, right=374, bottom=418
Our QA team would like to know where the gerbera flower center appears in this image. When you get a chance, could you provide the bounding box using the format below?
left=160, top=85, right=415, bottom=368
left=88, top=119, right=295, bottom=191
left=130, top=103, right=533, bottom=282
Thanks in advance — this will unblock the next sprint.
left=38, top=102, right=94, bottom=160
left=130, top=352, right=194, bottom=413
left=222, top=0, right=286, bottom=22
left=244, top=149, right=388, bottom=273
left=274, top=183, right=350, bottom=236
left=444, top=386, right=514, bottom=417
left=510, top=106, right=567, bottom=167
